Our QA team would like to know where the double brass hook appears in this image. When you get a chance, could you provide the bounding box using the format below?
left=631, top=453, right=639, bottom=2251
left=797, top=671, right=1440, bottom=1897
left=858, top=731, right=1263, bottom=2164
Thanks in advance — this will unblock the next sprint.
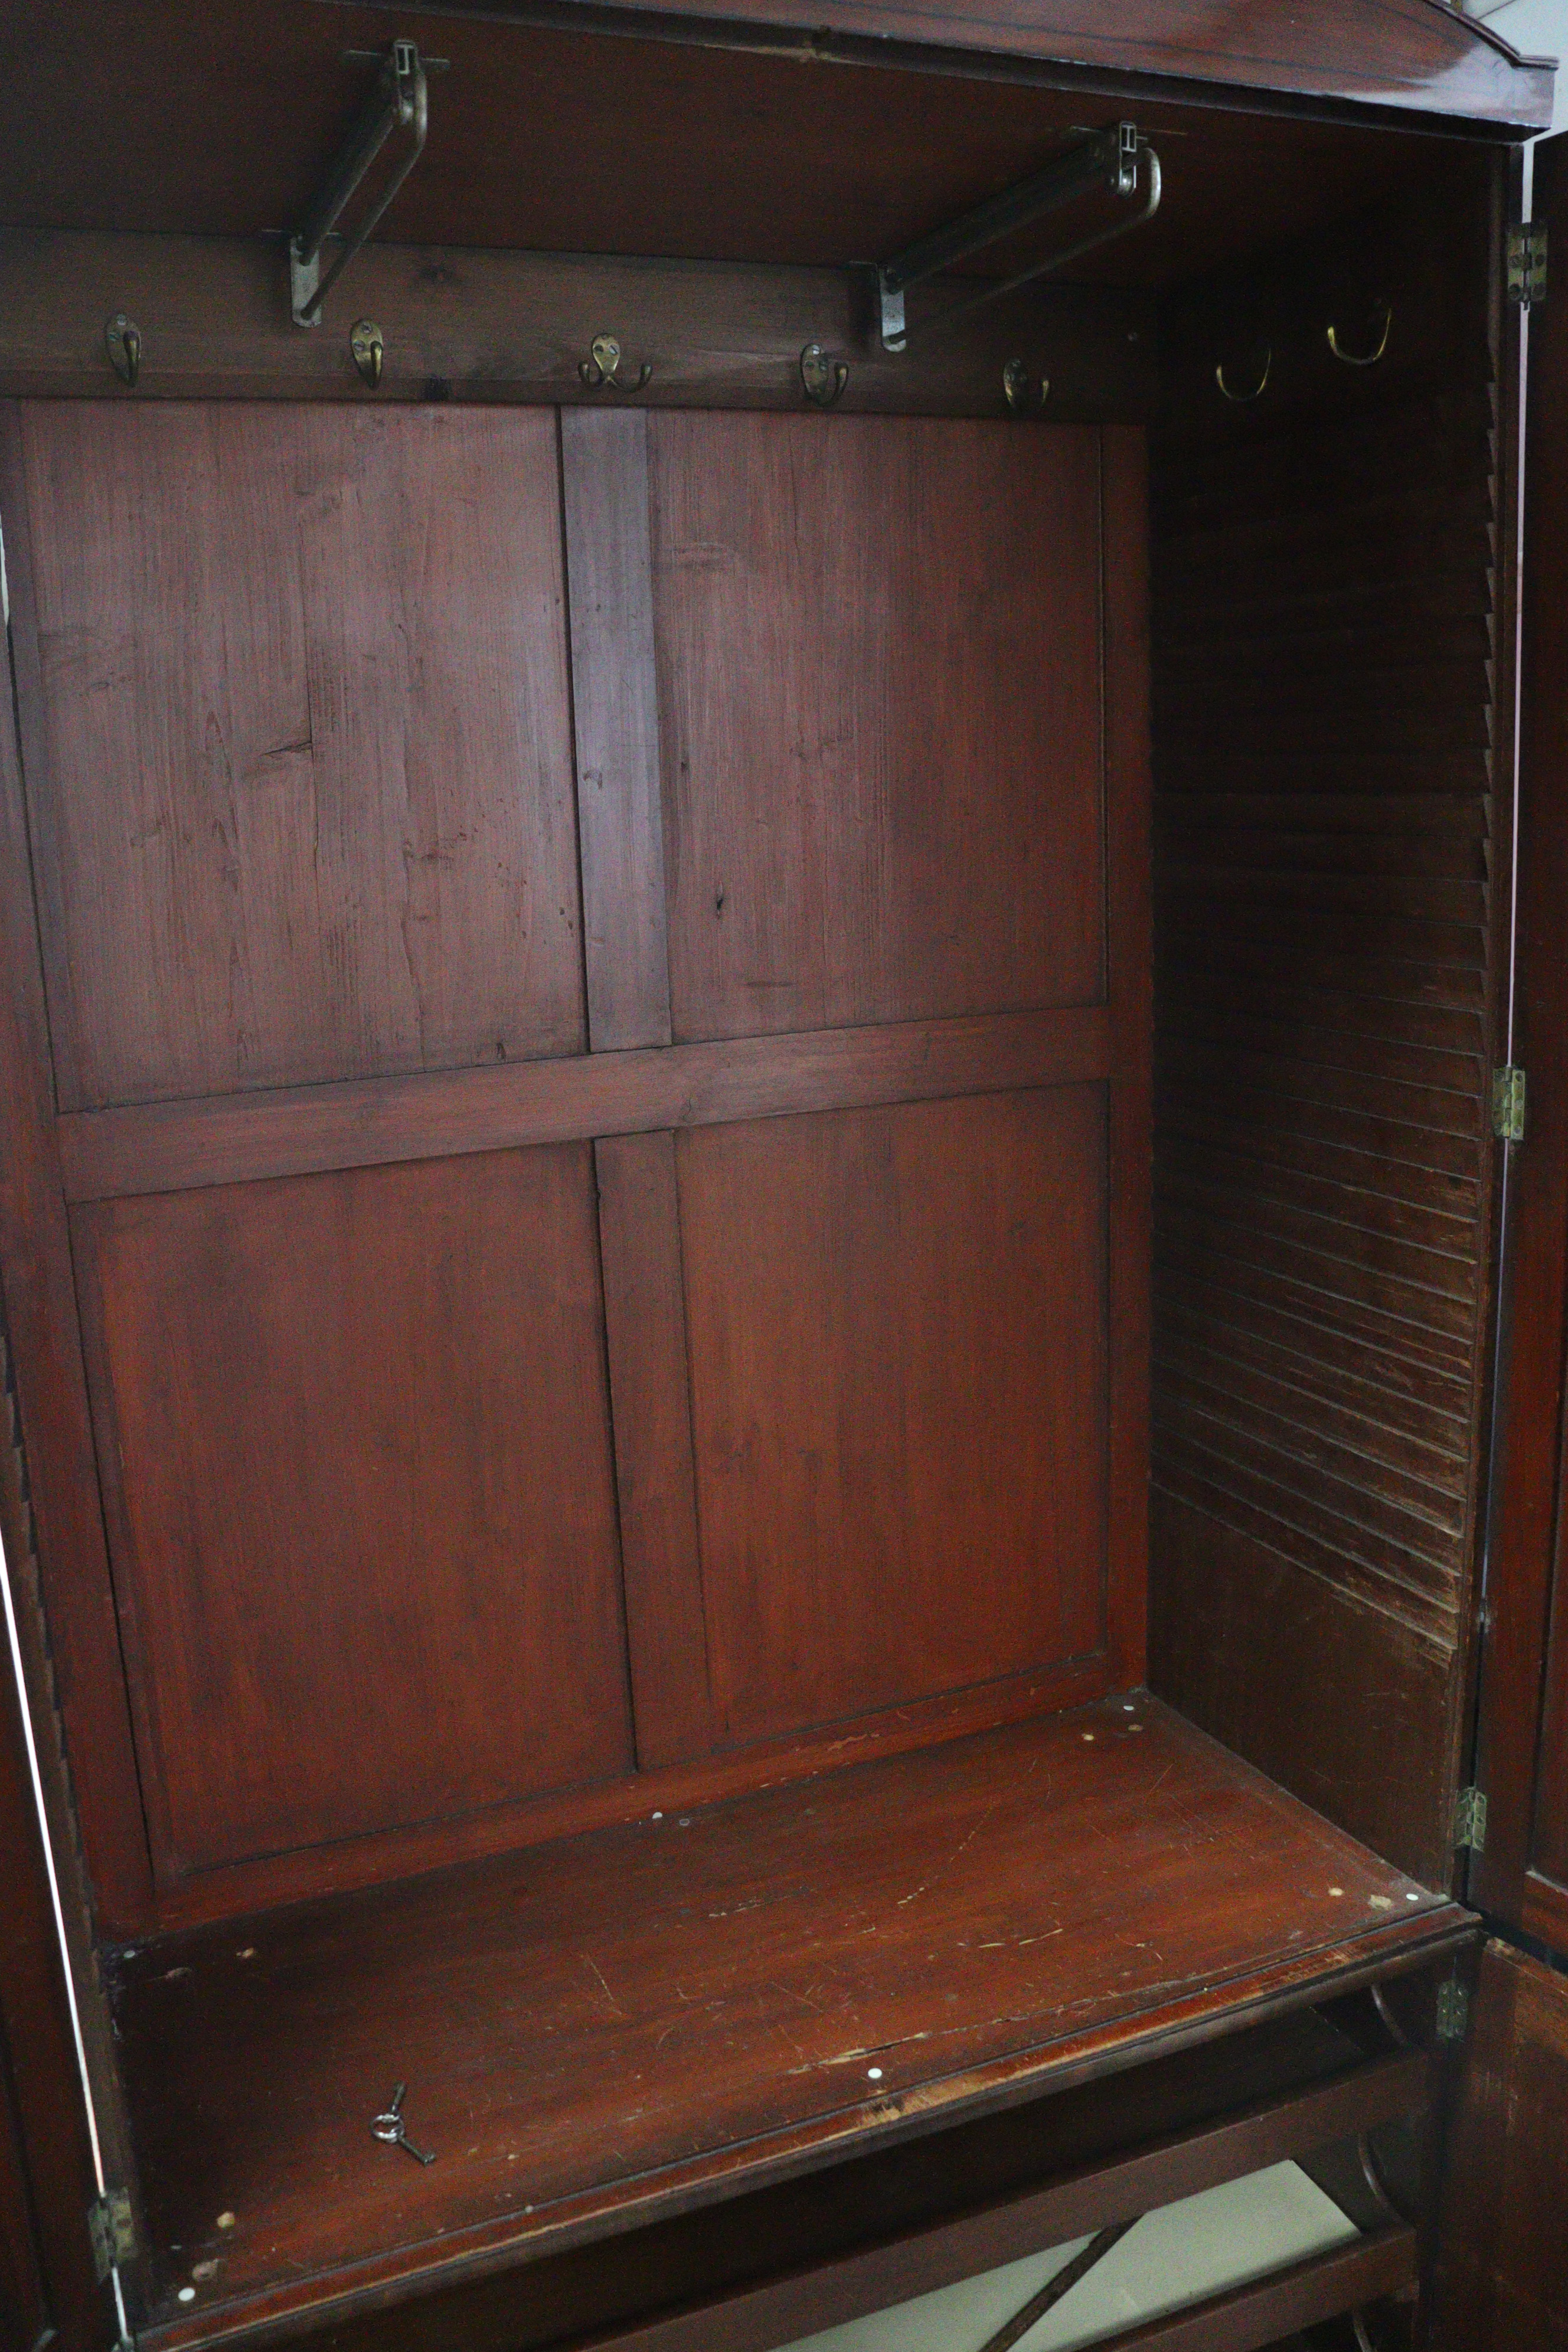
left=580, top=335, right=652, bottom=393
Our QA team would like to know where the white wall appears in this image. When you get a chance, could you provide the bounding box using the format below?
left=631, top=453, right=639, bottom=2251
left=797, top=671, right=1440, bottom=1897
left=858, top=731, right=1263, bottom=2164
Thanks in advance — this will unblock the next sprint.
left=1468, top=0, right=1568, bottom=133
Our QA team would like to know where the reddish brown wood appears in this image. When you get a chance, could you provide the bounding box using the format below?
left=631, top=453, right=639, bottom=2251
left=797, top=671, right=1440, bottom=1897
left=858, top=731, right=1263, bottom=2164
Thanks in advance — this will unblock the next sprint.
left=16, top=401, right=583, bottom=1112
left=1430, top=1939, right=1568, bottom=2351
left=1148, top=174, right=1505, bottom=1881
left=0, top=1443, right=113, bottom=2351
left=650, top=415, right=1105, bottom=1045
left=71, top=1146, right=633, bottom=1883
left=1104, top=424, right=1154, bottom=1687
left=0, top=232, right=1157, bottom=420
left=142, top=1655, right=1110, bottom=1933
left=108, top=1695, right=1465, bottom=2345
left=1473, top=132, right=1568, bottom=1943
left=0, top=5, right=1538, bottom=338
left=0, top=406, right=153, bottom=1928
left=678, top=1089, right=1108, bottom=1744
left=583, top=2219, right=1415, bottom=2352
left=1149, top=1494, right=1458, bottom=1888
left=114, top=2000, right=1423, bottom=2352
left=56, top=1005, right=1111, bottom=1202
left=594, top=1132, right=714, bottom=1769
left=562, top=411, right=673, bottom=1052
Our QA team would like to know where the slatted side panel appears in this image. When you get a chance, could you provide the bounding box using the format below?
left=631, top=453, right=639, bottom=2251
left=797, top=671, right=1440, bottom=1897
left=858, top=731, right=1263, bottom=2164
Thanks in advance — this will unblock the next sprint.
left=1149, top=365, right=1501, bottom=1879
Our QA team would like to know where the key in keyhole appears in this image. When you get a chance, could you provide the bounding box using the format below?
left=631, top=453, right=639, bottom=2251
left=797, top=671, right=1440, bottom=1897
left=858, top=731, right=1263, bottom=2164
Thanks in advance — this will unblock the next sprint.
left=371, top=2081, right=435, bottom=2165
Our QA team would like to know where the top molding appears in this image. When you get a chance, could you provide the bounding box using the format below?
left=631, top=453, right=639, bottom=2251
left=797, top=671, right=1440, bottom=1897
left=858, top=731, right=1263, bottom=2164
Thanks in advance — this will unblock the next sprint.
left=527, top=0, right=1556, bottom=129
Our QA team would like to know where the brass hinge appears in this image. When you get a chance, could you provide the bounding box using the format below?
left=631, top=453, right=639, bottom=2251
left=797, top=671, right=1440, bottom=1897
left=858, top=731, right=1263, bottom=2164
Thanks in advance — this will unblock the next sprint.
left=1508, top=221, right=1548, bottom=306
left=1492, top=1065, right=1527, bottom=1143
left=1436, top=1977, right=1471, bottom=2043
left=87, top=2187, right=137, bottom=2282
left=1454, top=1784, right=1488, bottom=1854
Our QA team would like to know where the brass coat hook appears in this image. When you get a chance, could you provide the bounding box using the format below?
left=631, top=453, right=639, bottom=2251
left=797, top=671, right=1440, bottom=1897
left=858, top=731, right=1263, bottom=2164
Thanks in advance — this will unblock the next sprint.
left=105, top=313, right=141, bottom=388
left=800, top=342, right=848, bottom=409
left=1216, top=342, right=1271, bottom=403
left=1327, top=300, right=1391, bottom=367
left=580, top=335, right=652, bottom=393
left=350, top=319, right=385, bottom=389
left=1002, top=358, right=1050, bottom=415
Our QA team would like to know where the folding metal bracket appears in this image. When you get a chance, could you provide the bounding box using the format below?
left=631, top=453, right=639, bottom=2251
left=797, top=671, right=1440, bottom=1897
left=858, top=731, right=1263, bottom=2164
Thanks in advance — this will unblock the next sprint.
left=875, top=120, right=1159, bottom=354
left=1508, top=221, right=1548, bottom=308
left=290, top=41, right=446, bottom=326
left=88, top=2187, right=138, bottom=2282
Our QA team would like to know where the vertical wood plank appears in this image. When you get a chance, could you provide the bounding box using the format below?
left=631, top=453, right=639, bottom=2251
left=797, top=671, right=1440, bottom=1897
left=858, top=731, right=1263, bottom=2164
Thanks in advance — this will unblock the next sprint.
left=0, top=404, right=155, bottom=1930
left=594, top=1131, right=712, bottom=1766
left=561, top=410, right=673, bottom=1053
left=1102, top=424, right=1154, bottom=1689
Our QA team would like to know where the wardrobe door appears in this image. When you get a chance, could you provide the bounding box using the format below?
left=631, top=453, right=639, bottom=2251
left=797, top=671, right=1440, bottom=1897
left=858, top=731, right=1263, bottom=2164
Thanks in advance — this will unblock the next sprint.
left=1474, top=133, right=1568, bottom=1951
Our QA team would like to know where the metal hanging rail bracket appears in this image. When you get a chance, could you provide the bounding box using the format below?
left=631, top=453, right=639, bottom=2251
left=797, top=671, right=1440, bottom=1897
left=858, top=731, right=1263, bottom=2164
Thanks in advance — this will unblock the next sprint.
left=289, top=41, right=447, bottom=327
left=875, top=120, right=1159, bottom=354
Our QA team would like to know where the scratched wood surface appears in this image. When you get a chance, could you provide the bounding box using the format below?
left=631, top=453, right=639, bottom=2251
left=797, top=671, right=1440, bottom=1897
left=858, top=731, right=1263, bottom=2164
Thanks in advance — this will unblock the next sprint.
left=17, top=401, right=583, bottom=1111
left=109, top=1695, right=1462, bottom=2340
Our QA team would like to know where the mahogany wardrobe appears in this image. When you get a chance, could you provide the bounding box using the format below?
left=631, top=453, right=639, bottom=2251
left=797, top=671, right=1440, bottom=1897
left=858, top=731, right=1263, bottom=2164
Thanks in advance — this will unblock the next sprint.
left=0, top=4, right=1554, bottom=2348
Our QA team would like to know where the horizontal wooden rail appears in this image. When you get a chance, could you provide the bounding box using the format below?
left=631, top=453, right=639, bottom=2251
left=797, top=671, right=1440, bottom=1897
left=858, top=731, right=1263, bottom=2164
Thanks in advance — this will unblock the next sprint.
left=567, top=2054, right=1430, bottom=2352
left=57, top=1005, right=1110, bottom=1201
left=0, top=230, right=1157, bottom=419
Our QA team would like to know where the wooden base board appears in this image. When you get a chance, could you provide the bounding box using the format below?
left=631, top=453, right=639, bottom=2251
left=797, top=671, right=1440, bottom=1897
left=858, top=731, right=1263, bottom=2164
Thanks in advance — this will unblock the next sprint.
left=107, top=1694, right=1470, bottom=2344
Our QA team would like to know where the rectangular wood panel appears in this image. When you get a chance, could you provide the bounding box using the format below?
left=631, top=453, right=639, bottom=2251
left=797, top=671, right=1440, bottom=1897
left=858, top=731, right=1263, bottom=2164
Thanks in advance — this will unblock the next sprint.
left=649, top=415, right=1105, bottom=1044
left=72, top=1147, right=633, bottom=1879
left=17, top=401, right=584, bottom=1110
left=678, top=1089, right=1108, bottom=1747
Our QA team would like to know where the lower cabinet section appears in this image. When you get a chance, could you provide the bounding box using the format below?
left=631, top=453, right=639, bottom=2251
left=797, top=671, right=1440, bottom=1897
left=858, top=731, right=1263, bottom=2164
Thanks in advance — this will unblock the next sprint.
left=776, top=2162, right=1387, bottom=2352
left=1430, top=1938, right=1568, bottom=2352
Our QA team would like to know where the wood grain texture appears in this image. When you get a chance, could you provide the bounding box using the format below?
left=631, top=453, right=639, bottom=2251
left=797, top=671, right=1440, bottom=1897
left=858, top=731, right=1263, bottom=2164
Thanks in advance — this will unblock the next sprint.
left=107, top=1695, right=1465, bottom=2346
left=0, top=8, right=1527, bottom=309
left=57, top=1005, right=1110, bottom=1203
left=0, top=232, right=1158, bottom=421
left=0, top=406, right=153, bottom=1929
left=563, top=410, right=672, bottom=1051
left=17, top=401, right=583, bottom=1111
left=71, top=1147, right=633, bottom=1881
left=111, top=2007, right=1418, bottom=2352
left=650, top=415, right=1104, bottom=1044
left=594, top=1132, right=713, bottom=1769
left=1430, top=1939, right=1568, bottom=2351
left=678, top=1090, right=1108, bottom=1745
left=1148, top=174, right=1504, bottom=1881
left=1150, top=1492, right=1457, bottom=1888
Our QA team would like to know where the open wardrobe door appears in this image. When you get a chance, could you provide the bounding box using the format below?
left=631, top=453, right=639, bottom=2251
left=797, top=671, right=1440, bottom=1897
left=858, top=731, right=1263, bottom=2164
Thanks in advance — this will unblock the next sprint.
left=1472, top=129, right=1568, bottom=1956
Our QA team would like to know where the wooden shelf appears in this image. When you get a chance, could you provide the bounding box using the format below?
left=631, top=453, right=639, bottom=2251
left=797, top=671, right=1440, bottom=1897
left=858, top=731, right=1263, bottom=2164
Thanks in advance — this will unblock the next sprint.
left=111, top=1695, right=1469, bottom=2343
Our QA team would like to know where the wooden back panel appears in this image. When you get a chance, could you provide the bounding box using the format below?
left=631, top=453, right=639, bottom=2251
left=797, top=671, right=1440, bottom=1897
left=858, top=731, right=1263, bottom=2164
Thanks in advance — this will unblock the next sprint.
left=0, top=401, right=1149, bottom=1929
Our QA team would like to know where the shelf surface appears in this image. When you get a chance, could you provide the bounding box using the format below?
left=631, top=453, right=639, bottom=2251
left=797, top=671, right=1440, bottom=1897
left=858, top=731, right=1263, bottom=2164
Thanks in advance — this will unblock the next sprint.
left=111, top=1694, right=1469, bottom=2341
